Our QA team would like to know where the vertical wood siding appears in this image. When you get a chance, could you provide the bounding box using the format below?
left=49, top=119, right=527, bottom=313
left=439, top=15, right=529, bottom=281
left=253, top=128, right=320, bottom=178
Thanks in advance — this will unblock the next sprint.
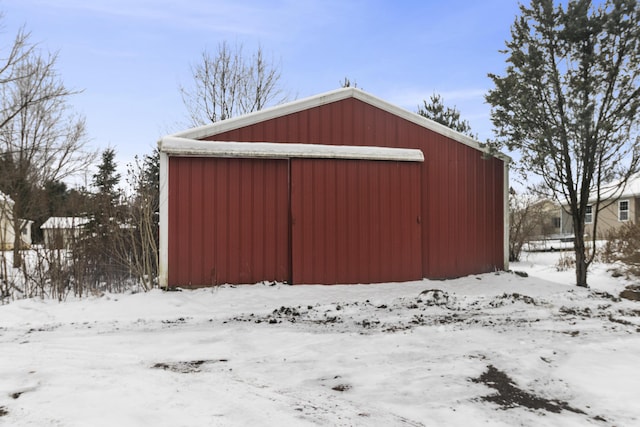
left=168, top=157, right=289, bottom=287
left=290, top=159, right=422, bottom=284
left=207, top=98, right=505, bottom=279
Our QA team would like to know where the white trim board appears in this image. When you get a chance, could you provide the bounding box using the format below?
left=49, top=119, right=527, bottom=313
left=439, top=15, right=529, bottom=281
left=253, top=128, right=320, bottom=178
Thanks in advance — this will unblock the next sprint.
left=159, top=137, right=425, bottom=162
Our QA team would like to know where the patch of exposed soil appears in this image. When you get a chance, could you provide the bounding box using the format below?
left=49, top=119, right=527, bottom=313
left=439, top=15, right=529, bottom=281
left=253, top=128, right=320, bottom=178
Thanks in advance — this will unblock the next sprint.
left=620, top=285, right=640, bottom=301
left=152, top=359, right=228, bottom=373
left=161, top=317, right=189, bottom=325
left=226, top=287, right=639, bottom=336
left=227, top=290, right=547, bottom=332
left=472, top=365, right=598, bottom=419
left=487, top=293, right=539, bottom=307
left=590, top=290, right=621, bottom=302
left=559, top=306, right=593, bottom=317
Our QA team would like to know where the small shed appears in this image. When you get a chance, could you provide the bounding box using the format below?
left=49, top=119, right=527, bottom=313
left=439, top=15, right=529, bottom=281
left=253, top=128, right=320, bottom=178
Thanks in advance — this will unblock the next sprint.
left=41, top=217, right=89, bottom=249
left=159, top=88, right=509, bottom=287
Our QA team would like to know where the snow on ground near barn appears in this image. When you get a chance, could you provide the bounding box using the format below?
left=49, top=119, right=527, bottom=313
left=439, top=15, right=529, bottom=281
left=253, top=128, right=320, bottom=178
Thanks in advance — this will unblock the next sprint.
left=1, top=251, right=639, bottom=426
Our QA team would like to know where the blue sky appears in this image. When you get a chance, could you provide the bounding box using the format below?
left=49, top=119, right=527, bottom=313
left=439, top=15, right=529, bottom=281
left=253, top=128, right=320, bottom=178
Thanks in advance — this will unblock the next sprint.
left=1, top=0, right=523, bottom=180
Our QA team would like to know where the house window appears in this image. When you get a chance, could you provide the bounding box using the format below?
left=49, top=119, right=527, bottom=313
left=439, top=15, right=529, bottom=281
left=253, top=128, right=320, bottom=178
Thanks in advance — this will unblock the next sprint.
left=585, top=205, right=593, bottom=224
left=552, top=216, right=561, bottom=229
left=619, top=200, right=629, bottom=221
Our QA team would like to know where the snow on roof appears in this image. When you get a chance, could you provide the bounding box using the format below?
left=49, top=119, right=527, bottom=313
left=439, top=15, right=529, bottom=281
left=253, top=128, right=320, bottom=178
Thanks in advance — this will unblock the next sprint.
left=616, top=173, right=640, bottom=198
left=589, top=172, right=640, bottom=202
left=0, top=190, right=14, bottom=206
left=40, top=217, right=90, bottom=229
left=160, top=137, right=424, bottom=162
left=164, top=87, right=510, bottom=162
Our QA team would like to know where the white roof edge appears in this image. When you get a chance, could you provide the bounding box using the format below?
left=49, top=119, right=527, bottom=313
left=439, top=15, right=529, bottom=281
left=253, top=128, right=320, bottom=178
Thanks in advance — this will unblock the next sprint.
left=169, top=88, right=356, bottom=140
left=40, top=216, right=90, bottom=229
left=351, top=89, right=511, bottom=163
left=0, top=191, right=14, bottom=206
left=160, top=136, right=424, bottom=162
left=167, top=87, right=510, bottom=163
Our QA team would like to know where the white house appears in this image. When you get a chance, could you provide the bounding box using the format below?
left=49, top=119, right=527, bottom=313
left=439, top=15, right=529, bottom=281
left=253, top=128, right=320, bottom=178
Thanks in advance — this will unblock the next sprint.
left=40, top=217, right=90, bottom=249
left=0, top=191, right=33, bottom=250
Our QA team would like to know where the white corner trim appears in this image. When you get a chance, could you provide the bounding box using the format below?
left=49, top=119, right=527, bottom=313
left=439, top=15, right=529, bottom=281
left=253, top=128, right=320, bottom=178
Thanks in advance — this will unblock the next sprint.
left=159, top=136, right=425, bottom=162
left=158, top=151, right=169, bottom=288
left=503, top=162, right=510, bottom=271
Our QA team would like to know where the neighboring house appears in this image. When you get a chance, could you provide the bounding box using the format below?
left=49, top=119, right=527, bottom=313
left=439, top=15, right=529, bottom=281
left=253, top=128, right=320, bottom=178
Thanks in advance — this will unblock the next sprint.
left=531, top=199, right=564, bottom=239
left=40, top=217, right=90, bottom=249
left=158, top=87, right=510, bottom=288
left=560, top=174, right=640, bottom=238
left=0, top=191, right=33, bottom=250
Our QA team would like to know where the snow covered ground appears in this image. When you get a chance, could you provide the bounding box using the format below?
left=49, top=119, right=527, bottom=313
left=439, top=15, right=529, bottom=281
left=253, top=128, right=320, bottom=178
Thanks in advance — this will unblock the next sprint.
left=1, top=251, right=639, bottom=426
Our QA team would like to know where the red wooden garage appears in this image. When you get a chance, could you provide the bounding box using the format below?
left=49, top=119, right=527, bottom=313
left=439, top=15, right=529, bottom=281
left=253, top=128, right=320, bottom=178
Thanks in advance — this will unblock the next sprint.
left=159, top=88, right=509, bottom=287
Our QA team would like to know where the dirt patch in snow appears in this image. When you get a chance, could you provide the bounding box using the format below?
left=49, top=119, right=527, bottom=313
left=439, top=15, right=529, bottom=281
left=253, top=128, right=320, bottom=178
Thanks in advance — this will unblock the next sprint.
left=620, top=285, right=640, bottom=301
left=331, top=383, right=352, bottom=392
left=227, top=290, right=547, bottom=331
left=224, top=288, right=640, bottom=337
left=152, top=359, right=228, bottom=373
left=471, top=365, right=608, bottom=421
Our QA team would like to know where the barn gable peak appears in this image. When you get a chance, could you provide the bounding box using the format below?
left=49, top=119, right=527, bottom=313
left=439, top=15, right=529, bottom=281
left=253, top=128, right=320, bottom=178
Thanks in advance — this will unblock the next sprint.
left=168, top=87, right=508, bottom=161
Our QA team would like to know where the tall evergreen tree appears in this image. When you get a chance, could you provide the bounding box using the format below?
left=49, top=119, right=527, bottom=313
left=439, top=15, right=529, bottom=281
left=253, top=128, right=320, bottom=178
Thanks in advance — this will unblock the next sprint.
left=417, top=93, right=477, bottom=139
left=93, top=148, right=121, bottom=207
left=486, top=0, right=640, bottom=287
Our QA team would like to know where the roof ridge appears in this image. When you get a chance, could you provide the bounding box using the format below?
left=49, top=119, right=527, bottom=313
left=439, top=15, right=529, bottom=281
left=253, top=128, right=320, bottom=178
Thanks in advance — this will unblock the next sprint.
left=163, top=87, right=510, bottom=162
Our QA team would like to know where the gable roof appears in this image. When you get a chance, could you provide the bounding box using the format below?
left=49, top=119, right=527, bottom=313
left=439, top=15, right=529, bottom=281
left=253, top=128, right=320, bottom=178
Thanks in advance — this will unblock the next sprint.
left=592, top=172, right=640, bottom=201
left=558, top=173, right=640, bottom=206
left=40, top=217, right=90, bottom=230
left=167, top=87, right=509, bottom=162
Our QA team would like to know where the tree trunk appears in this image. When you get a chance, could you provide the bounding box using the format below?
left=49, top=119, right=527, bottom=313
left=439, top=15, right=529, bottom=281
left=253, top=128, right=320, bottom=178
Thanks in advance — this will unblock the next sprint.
left=574, top=239, right=588, bottom=287
left=12, top=216, right=22, bottom=269
left=573, top=220, right=588, bottom=287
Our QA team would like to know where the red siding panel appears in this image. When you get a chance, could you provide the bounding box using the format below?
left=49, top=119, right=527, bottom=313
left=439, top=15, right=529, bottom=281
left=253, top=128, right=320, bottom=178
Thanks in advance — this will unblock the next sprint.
left=202, top=96, right=505, bottom=280
left=168, top=157, right=289, bottom=287
left=290, top=159, right=422, bottom=284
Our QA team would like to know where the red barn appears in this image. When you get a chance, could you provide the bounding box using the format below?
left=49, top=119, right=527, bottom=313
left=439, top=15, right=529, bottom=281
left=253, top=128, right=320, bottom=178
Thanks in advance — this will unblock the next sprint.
left=159, top=88, right=509, bottom=287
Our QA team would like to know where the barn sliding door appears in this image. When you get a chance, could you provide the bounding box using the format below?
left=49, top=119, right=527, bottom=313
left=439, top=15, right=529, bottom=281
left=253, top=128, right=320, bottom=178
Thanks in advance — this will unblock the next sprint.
left=290, top=159, right=422, bottom=285
left=168, top=157, right=289, bottom=287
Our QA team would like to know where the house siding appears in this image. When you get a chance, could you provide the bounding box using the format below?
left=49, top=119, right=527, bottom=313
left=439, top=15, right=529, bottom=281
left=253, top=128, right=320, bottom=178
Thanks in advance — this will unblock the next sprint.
left=560, top=196, right=639, bottom=238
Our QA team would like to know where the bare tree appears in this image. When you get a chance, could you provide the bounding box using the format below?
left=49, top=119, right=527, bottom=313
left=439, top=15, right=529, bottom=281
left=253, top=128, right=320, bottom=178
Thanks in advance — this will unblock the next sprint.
left=340, top=77, right=360, bottom=89
left=0, top=45, right=95, bottom=268
left=508, top=187, right=554, bottom=262
left=180, top=41, right=286, bottom=126
left=0, top=24, right=38, bottom=129
left=113, top=152, right=159, bottom=291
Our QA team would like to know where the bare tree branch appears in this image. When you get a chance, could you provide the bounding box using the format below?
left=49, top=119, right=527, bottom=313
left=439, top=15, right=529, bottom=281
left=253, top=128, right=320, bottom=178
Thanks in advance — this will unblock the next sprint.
left=179, top=41, right=287, bottom=126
